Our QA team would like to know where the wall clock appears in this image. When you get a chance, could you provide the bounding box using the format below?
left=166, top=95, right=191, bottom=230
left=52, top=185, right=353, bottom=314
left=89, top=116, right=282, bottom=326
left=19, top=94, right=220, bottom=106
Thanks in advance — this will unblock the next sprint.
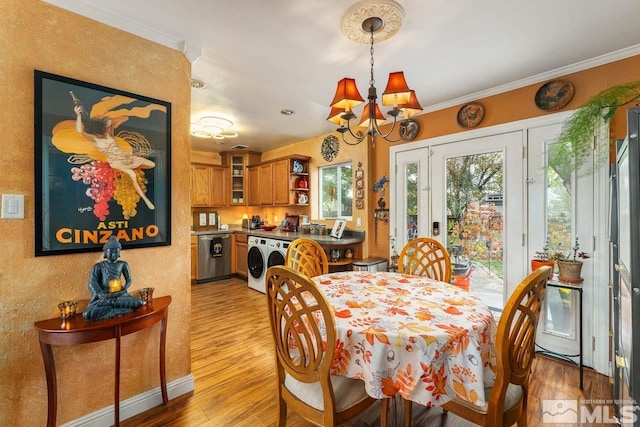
left=321, top=135, right=339, bottom=162
left=457, top=102, right=485, bottom=129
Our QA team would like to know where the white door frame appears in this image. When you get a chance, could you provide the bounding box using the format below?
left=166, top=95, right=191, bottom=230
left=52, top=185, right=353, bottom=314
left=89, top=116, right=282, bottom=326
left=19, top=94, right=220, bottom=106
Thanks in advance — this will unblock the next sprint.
left=389, top=111, right=610, bottom=375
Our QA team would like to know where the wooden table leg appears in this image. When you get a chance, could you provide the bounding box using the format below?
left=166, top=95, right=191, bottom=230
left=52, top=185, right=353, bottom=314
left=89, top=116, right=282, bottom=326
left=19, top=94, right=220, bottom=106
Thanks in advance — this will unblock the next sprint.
left=160, top=315, right=168, bottom=404
left=39, top=339, right=57, bottom=427
left=115, top=325, right=121, bottom=427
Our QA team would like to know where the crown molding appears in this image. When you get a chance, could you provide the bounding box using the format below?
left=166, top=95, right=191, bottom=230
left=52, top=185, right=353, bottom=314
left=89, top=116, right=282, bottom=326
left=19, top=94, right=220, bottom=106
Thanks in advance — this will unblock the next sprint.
left=42, top=0, right=201, bottom=63
left=421, top=43, right=640, bottom=114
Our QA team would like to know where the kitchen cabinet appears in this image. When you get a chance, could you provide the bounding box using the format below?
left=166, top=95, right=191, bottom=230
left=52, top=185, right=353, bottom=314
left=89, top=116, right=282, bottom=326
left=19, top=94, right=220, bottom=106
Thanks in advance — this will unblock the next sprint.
left=272, top=159, right=289, bottom=205
left=235, top=233, right=248, bottom=279
left=247, top=165, right=260, bottom=206
left=191, top=235, right=198, bottom=282
left=191, top=163, right=227, bottom=207
left=221, top=151, right=261, bottom=206
left=259, top=163, right=273, bottom=205
left=248, top=155, right=310, bottom=206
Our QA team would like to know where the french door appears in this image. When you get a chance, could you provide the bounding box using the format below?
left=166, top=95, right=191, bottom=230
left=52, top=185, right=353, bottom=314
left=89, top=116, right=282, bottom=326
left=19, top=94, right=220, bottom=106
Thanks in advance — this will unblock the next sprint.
left=393, top=131, right=525, bottom=308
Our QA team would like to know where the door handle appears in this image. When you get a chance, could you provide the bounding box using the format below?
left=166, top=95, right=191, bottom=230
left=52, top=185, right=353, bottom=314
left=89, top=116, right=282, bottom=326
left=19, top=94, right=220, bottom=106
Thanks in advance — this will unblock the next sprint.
left=432, top=221, right=440, bottom=236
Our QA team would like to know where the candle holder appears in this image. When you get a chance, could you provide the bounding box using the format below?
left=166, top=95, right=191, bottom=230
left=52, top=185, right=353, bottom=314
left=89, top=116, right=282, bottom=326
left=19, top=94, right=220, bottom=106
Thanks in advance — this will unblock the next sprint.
left=58, top=300, right=78, bottom=320
left=139, top=287, right=155, bottom=305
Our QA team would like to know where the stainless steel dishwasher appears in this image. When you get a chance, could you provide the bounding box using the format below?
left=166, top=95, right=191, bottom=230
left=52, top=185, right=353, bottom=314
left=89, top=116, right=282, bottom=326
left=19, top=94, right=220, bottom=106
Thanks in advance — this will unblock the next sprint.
left=197, top=234, right=231, bottom=283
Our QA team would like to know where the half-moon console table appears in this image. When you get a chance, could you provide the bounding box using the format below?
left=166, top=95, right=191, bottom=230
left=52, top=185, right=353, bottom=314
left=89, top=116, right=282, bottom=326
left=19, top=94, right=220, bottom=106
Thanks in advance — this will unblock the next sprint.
left=34, top=295, right=172, bottom=427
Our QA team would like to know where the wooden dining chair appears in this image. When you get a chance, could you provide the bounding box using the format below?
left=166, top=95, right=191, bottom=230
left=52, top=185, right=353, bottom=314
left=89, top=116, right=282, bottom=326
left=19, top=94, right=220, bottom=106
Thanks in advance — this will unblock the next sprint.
left=436, top=265, right=551, bottom=427
left=285, top=238, right=329, bottom=277
left=265, top=266, right=385, bottom=426
left=398, top=237, right=452, bottom=283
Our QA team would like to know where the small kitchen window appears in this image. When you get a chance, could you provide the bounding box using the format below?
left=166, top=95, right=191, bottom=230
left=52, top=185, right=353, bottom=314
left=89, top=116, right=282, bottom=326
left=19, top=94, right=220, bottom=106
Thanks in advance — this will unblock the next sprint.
left=319, top=162, right=353, bottom=219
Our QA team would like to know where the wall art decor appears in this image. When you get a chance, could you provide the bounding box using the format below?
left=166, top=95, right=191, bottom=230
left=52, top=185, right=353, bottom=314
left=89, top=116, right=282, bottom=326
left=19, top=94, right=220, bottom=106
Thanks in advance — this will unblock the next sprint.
left=355, top=162, right=365, bottom=210
left=34, top=70, right=172, bottom=256
left=456, top=101, right=485, bottom=129
left=321, top=134, right=339, bottom=161
left=535, top=79, right=574, bottom=111
left=399, top=118, right=420, bottom=141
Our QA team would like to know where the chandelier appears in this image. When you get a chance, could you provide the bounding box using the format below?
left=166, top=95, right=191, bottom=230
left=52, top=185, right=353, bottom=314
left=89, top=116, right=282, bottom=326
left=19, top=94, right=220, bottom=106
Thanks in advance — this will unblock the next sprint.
left=328, top=0, right=422, bottom=146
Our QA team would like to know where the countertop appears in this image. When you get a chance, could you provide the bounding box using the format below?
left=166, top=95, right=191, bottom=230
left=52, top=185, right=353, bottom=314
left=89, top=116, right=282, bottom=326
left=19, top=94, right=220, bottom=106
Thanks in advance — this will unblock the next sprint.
left=191, top=227, right=365, bottom=245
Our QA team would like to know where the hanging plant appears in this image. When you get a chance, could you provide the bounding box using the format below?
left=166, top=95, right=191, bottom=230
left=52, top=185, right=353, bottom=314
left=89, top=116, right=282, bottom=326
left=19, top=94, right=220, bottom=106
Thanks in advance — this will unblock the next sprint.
left=549, top=80, right=640, bottom=178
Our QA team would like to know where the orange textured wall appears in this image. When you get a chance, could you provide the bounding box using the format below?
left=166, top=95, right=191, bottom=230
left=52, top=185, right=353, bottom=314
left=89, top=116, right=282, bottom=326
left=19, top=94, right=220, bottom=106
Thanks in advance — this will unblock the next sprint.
left=0, top=1, right=192, bottom=425
left=368, top=55, right=640, bottom=258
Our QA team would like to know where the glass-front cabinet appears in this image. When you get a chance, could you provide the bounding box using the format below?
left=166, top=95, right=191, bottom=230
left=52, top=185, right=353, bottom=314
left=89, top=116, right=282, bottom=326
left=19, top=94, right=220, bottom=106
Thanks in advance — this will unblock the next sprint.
left=221, top=151, right=261, bottom=206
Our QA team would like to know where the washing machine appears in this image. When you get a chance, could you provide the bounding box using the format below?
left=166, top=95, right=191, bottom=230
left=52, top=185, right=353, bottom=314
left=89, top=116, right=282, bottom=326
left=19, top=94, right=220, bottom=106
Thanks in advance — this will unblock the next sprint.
left=247, top=236, right=268, bottom=292
left=267, top=239, right=290, bottom=269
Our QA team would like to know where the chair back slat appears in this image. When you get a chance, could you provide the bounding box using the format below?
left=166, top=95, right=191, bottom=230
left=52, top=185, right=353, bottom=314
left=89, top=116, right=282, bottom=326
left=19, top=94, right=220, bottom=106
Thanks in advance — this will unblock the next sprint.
left=266, top=266, right=335, bottom=384
left=496, top=266, right=550, bottom=386
left=398, top=237, right=452, bottom=283
left=286, top=238, right=329, bottom=278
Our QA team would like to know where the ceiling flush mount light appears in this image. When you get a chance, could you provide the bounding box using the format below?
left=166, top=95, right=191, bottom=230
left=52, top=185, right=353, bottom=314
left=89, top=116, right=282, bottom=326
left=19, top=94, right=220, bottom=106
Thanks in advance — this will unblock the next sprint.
left=328, top=0, right=423, bottom=146
left=281, top=109, right=295, bottom=116
left=190, top=116, right=238, bottom=140
left=190, top=79, right=206, bottom=89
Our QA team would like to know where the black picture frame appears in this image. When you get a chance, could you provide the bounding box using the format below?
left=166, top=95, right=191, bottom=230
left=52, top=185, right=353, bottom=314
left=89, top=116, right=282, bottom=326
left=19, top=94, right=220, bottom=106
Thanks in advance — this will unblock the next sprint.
left=34, top=70, right=172, bottom=256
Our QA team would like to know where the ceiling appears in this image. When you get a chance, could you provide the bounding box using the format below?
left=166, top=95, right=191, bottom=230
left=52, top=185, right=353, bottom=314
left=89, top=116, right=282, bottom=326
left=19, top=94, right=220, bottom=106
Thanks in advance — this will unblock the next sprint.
left=44, top=0, right=640, bottom=154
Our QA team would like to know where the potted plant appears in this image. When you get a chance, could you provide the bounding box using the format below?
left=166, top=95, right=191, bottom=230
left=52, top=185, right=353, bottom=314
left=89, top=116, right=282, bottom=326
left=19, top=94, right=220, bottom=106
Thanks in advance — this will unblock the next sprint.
left=531, top=238, right=555, bottom=279
left=553, top=237, right=590, bottom=284
left=549, top=80, right=640, bottom=178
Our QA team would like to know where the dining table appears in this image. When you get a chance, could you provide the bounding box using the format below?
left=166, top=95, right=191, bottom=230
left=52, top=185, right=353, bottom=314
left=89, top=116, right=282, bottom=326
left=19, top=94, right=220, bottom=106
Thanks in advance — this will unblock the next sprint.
left=311, top=270, right=497, bottom=409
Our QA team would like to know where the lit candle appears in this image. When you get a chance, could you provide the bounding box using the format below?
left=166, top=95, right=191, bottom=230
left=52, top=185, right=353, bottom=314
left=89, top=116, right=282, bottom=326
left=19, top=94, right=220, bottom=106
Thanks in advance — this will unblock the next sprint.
left=58, top=300, right=78, bottom=320
left=109, top=278, right=122, bottom=292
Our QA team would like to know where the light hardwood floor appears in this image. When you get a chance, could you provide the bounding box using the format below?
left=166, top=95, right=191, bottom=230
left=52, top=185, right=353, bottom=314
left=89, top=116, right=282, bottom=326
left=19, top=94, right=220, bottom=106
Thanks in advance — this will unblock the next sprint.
left=121, top=277, right=613, bottom=427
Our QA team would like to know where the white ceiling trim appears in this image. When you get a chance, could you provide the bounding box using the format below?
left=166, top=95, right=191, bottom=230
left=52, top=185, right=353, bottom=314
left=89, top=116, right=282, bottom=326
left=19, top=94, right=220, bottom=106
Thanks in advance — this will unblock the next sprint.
left=420, top=44, right=640, bottom=115
left=42, top=0, right=201, bottom=62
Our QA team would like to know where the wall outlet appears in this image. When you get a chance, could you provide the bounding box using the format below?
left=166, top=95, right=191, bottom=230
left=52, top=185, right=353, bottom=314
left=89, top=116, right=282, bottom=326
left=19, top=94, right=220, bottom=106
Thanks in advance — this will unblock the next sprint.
left=356, top=217, right=362, bottom=227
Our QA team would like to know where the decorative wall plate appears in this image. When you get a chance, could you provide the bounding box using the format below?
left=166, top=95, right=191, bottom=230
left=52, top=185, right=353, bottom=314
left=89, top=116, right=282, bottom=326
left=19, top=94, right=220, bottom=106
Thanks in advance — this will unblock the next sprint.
left=399, top=118, right=420, bottom=141
left=535, top=79, right=574, bottom=111
left=457, top=102, right=485, bottom=129
left=321, top=135, right=340, bottom=162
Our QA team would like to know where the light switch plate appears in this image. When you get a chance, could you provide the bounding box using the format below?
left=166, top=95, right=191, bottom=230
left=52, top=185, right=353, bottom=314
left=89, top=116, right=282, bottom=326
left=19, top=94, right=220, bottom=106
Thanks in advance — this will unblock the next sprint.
left=1, top=194, right=24, bottom=219
left=356, top=217, right=362, bottom=227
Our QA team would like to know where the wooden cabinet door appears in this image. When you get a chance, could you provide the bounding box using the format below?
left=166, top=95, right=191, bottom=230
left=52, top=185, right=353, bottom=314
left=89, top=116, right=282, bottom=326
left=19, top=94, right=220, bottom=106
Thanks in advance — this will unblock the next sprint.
left=190, top=235, right=198, bottom=281
left=235, top=234, right=248, bottom=278
left=272, top=159, right=290, bottom=205
left=191, top=164, right=212, bottom=206
left=259, top=163, right=273, bottom=205
left=247, top=166, right=260, bottom=206
left=210, top=166, right=227, bottom=207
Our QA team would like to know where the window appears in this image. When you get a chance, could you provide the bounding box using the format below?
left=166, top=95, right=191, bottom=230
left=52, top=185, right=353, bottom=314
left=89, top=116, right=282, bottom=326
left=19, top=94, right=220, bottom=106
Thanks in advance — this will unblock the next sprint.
left=319, top=162, right=352, bottom=219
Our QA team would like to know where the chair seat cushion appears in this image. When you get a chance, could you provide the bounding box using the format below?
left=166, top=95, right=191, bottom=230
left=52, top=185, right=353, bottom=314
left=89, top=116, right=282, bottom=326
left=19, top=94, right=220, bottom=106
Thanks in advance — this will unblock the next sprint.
left=448, top=383, right=523, bottom=414
left=284, top=374, right=371, bottom=412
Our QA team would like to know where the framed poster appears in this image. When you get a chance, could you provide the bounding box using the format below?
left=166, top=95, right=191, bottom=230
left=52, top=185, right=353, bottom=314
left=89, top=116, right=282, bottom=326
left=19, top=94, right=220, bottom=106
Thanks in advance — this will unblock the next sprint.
left=34, top=70, right=171, bottom=256
left=330, top=219, right=347, bottom=239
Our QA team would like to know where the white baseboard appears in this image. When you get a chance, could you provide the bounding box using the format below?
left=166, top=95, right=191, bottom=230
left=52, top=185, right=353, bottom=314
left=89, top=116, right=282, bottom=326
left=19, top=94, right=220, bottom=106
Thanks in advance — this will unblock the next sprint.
left=61, top=374, right=195, bottom=427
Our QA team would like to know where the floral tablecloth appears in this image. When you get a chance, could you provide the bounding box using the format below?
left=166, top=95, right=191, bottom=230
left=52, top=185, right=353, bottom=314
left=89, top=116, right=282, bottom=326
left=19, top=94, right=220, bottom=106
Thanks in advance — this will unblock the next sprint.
left=312, top=271, right=497, bottom=408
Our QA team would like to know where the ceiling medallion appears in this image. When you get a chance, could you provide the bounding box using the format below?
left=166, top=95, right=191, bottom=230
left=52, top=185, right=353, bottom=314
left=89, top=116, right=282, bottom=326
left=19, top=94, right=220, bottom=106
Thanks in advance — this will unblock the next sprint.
left=341, top=0, right=405, bottom=44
